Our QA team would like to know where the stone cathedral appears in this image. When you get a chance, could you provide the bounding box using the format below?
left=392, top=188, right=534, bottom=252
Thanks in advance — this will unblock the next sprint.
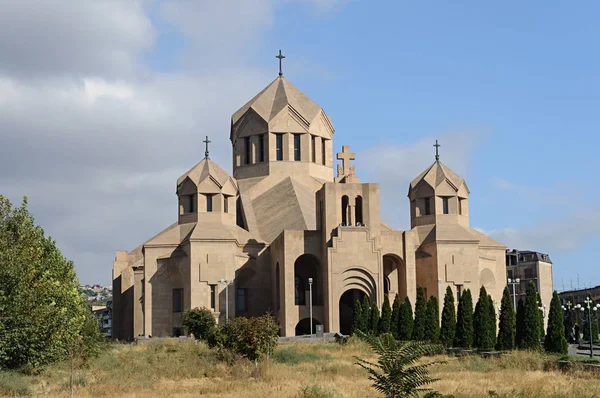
left=112, top=69, right=507, bottom=340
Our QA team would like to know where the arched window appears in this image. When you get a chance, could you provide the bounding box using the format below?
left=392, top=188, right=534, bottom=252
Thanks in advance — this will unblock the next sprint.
left=341, top=195, right=349, bottom=226
left=355, top=195, right=363, bottom=225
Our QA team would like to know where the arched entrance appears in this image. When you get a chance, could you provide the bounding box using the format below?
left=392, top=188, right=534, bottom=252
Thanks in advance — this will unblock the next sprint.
left=295, top=318, right=322, bottom=336
left=339, top=289, right=366, bottom=335
left=383, top=254, right=406, bottom=299
left=294, top=254, right=322, bottom=306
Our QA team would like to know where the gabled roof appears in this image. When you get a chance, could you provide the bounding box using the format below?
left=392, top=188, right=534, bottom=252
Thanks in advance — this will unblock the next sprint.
left=409, top=161, right=469, bottom=194
left=177, top=158, right=238, bottom=192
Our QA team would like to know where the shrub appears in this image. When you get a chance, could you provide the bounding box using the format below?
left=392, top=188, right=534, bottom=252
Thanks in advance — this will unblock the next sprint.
left=355, top=334, right=444, bottom=398
left=0, top=371, right=31, bottom=396
left=496, top=286, right=515, bottom=351
left=515, top=298, right=525, bottom=347
left=351, top=300, right=363, bottom=335
left=398, top=297, right=413, bottom=341
left=412, top=286, right=427, bottom=341
left=390, top=295, right=401, bottom=339
left=440, top=286, right=456, bottom=347
left=454, top=289, right=473, bottom=348
left=370, top=303, right=380, bottom=335
left=424, top=295, right=440, bottom=343
left=379, top=295, right=392, bottom=335
left=211, top=314, right=279, bottom=362
left=361, top=296, right=372, bottom=334
left=544, top=291, right=568, bottom=354
left=519, top=281, right=541, bottom=350
left=182, top=307, right=216, bottom=341
left=473, top=286, right=495, bottom=351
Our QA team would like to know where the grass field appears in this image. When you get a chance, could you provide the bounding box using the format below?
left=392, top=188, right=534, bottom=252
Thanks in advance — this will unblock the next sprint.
left=1, top=339, right=600, bottom=397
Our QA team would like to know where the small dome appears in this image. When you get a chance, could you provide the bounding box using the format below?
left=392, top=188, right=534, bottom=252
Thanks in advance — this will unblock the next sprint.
left=409, top=161, right=469, bottom=194
left=177, top=158, right=238, bottom=195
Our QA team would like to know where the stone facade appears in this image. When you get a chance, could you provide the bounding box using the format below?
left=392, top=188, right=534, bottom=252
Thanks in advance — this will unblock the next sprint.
left=113, top=76, right=512, bottom=339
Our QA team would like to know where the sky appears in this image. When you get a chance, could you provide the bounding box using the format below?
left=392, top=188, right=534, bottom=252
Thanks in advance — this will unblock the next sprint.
left=1, top=1, right=599, bottom=289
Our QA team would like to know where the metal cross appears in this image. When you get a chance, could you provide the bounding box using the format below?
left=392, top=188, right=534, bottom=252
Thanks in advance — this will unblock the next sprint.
left=585, top=296, right=594, bottom=308
left=336, top=145, right=356, bottom=176
left=203, top=136, right=211, bottom=159
left=434, top=140, right=441, bottom=162
left=276, top=49, right=285, bottom=77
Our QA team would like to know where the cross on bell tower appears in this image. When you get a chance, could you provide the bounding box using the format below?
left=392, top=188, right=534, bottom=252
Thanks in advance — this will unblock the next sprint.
left=335, top=145, right=359, bottom=183
left=434, top=140, right=441, bottom=162
left=276, top=50, right=285, bottom=77
left=203, top=136, right=211, bottom=159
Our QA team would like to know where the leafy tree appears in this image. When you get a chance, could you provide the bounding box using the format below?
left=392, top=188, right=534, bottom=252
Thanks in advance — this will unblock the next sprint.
left=544, top=291, right=568, bottom=354
left=0, top=196, right=101, bottom=370
left=496, top=286, right=516, bottom=350
left=390, top=295, right=401, bottom=339
left=440, top=286, right=456, bottom=347
left=515, top=298, right=525, bottom=347
left=361, top=295, right=372, bottom=335
left=398, top=297, right=414, bottom=341
left=210, top=314, right=278, bottom=362
left=182, top=307, right=216, bottom=340
left=519, top=281, right=541, bottom=350
left=351, top=299, right=364, bottom=335
left=454, top=289, right=474, bottom=348
left=424, top=296, right=440, bottom=343
left=379, top=295, right=392, bottom=335
left=412, top=287, right=427, bottom=341
left=355, top=334, right=444, bottom=398
left=473, top=286, right=495, bottom=350
left=582, top=295, right=600, bottom=343
left=370, top=303, right=381, bottom=335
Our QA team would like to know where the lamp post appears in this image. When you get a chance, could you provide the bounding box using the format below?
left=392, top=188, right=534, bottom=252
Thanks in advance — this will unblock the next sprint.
left=562, top=301, right=573, bottom=343
left=507, top=278, right=520, bottom=311
left=308, top=277, right=313, bottom=337
left=219, top=279, right=233, bottom=322
left=576, top=298, right=600, bottom=358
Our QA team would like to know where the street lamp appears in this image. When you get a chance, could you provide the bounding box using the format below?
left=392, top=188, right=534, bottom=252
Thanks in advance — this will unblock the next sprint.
left=308, top=277, right=313, bottom=337
left=576, top=298, right=600, bottom=358
left=507, top=278, right=520, bottom=311
left=219, top=279, right=234, bottom=322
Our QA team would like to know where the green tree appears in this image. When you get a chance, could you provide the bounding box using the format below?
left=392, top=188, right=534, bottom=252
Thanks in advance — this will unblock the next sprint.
left=379, top=294, right=392, bottom=335
left=0, top=196, right=101, bottom=370
left=210, top=314, right=279, bottom=362
left=563, top=297, right=575, bottom=343
left=496, top=287, right=516, bottom=350
left=515, top=298, right=525, bottom=347
left=487, top=293, right=497, bottom=345
left=473, top=286, right=495, bottom=350
left=355, top=334, right=444, bottom=398
left=424, top=296, right=440, bottom=343
left=537, top=292, right=545, bottom=341
left=440, top=286, right=456, bottom=347
left=412, top=287, right=427, bottom=341
left=182, top=307, right=216, bottom=340
left=582, top=295, right=600, bottom=343
left=519, top=281, right=541, bottom=350
left=370, top=303, right=381, bottom=335
left=454, top=289, right=474, bottom=349
left=544, top=291, right=568, bottom=354
left=390, top=295, right=401, bottom=339
left=361, top=295, right=372, bottom=335
left=398, top=297, right=414, bottom=341
left=351, top=299, right=364, bottom=335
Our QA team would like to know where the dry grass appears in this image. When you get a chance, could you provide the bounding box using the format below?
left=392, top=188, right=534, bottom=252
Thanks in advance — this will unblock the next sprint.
left=1, top=339, right=600, bottom=397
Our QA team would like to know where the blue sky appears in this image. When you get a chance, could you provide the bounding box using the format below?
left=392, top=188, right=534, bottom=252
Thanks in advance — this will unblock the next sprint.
left=1, top=1, right=598, bottom=288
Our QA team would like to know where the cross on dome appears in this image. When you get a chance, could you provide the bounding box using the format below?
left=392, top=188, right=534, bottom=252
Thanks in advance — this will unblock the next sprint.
left=203, top=136, right=211, bottom=159
left=434, top=139, right=441, bottom=162
left=276, top=50, right=285, bottom=77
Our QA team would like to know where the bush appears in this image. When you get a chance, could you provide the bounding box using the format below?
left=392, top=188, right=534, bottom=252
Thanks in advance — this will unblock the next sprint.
left=182, top=307, right=216, bottom=340
left=473, top=286, right=495, bottom=351
left=351, top=300, right=363, bottom=335
left=454, top=289, right=474, bottom=348
left=379, top=295, right=392, bottom=335
left=390, top=295, right=401, bottom=339
left=440, top=286, right=456, bottom=348
left=211, top=314, right=279, bottom=362
left=519, top=282, right=541, bottom=350
left=424, top=295, right=440, bottom=343
left=496, top=286, right=515, bottom=351
left=412, top=286, right=427, bottom=341
left=544, top=291, right=568, bottom=354
left=370, top=303, right=380, bottom=335
left=398, top=297, right=413, bottom=341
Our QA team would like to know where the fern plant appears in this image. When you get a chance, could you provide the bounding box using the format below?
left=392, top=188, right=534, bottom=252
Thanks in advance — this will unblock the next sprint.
left=355, top=334, right=444, bottom=398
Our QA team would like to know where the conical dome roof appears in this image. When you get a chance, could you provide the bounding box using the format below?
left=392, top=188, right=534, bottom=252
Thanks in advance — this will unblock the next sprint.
left=230, top=77, right=333, bottom=141
left=177, top=158, right=238, bottom=193
left=410, top=161, right=469, bottom=193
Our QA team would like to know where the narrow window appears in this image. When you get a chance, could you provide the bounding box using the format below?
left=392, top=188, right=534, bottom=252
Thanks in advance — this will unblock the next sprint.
left=189, top=195, right=194, bottom=213
left=237, top=288, right=247, bottom=312
left=321, top=138, right=326, bottom=165
left=456, top=285, right=462, bottom=303
left=210, top=285, right=216, bottom=310
left=172, top=288, right=183, bottom=313
left=293, top=134, right=301, bottom=161
left=276, top=134, right=283, bottom=161
left=311, top=135, right=316, bottom=163
left=442, top=197, right=449, bottom=214
left=355, top=196, right=363, bottom=225
left=223, top=196, right=228, bottom=213
left=244, top=137, right=251, bottom=164
left=259, top=134, right=265, bottom=162
left=424, top=197, right=431, bottom=215
left=341, top=195, right=349, bottom=226
left=295, top=277, right=305, bottom=305
left=206, top=194, right=213, bottom=212
left=458, top=198, right=463, bottom=215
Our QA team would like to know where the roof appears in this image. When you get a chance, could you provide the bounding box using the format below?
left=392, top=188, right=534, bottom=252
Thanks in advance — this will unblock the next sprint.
left=177, top=158, right=238, bottom=191
left=412, top=224, right=504, bottom=248
left=410, top=161, right=469, bottom=194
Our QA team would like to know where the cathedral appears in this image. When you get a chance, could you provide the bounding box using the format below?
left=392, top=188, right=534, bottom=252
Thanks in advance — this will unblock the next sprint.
left=112, top=68, right=508, bottom=339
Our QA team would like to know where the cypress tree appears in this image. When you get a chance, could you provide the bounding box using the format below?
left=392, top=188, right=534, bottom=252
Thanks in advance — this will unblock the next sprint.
left=440, top=286, right=456, bottom=347
left=361, top=295, right=371, bottom=334
left=424, top=295, right=440, bottom=342
left=519, top=281, right=541, bottom=350
left=379, top=294, right=392, bottom=335
left=454, top=289, right=474, bottom=348
left=473, top=286, right=495, bottom=350
left=582, top=295, right=600, bottom=343
left=496, top=286, right=516, bottom=350
left=370, top=303, right=380, bottom=335
left=537, top=292, right=545, bottom=341
left=488, top=293, right=497, bottom=342
left=515, top=298, right=525, bottom=347
left=563, top=297, right=574, bottom=343
left=398, top=297, right=413, bottom=340
left=544, top=291, right=568, bottom=354
left=390, top=294, right=401, bottom=339
left=412, top=286, right=427, bottom=340
left=351, top=299, right=363, bottom=335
